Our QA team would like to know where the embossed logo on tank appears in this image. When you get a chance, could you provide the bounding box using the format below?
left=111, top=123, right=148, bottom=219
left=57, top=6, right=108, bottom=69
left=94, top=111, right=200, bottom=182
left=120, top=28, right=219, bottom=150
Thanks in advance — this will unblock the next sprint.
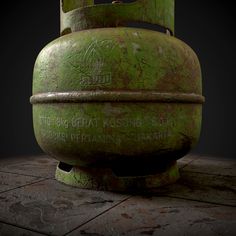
left=73, top=39, right=119, bottom=87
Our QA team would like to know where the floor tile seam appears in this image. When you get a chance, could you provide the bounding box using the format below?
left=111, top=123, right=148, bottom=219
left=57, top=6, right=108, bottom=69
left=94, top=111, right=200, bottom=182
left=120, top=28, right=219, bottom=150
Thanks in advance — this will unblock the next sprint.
left=163, top=194, right=236, bottom=208
left=180, top=170, right=236, bottom=178
left=196, top=156, right=236, bottom=161
left=0, top=178, right=49, bottom=195
left=0, top=170, right=54, bottom=178
left=179, top=156, right=200, bottom=170
left=0, top=220, right=50, bottom=236
left=63, top=195, right=132, bottom=236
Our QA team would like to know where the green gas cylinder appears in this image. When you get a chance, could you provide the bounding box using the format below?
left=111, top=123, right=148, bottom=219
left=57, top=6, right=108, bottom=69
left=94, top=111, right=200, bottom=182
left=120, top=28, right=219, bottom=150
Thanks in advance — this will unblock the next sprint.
left=30, top=0, right=204, bottom=191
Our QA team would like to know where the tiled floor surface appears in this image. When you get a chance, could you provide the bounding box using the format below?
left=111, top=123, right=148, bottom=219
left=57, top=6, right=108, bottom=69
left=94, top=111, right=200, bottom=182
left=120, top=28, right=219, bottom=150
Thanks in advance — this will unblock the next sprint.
left=0, top=154, right=235, bottom=236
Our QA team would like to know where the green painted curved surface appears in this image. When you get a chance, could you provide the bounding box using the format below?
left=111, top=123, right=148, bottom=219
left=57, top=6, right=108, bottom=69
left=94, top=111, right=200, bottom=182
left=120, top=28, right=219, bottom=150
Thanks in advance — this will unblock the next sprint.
left=32, top=27, right=202, bottom=167
left=33, top=28, right=201, bottom=95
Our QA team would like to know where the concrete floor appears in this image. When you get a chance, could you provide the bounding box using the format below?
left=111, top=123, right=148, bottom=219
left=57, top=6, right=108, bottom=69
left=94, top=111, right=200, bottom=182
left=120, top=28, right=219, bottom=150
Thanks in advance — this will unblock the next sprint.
left=0, top=154, right=235, bottom=236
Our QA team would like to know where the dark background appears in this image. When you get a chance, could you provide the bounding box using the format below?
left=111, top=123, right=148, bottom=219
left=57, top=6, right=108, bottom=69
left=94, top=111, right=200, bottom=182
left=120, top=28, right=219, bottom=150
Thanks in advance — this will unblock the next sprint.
left=0, top=0, right=235, bottom=159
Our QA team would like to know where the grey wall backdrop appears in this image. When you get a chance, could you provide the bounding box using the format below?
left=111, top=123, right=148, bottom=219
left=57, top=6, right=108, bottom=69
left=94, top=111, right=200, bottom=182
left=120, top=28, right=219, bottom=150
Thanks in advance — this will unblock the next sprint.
left=0, top=0, right=235, bottom=158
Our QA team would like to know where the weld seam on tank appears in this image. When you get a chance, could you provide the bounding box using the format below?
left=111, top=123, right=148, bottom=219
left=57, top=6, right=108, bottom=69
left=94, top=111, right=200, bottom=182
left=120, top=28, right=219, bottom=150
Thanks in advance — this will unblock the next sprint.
left=30, top=91, right=205, bottom=104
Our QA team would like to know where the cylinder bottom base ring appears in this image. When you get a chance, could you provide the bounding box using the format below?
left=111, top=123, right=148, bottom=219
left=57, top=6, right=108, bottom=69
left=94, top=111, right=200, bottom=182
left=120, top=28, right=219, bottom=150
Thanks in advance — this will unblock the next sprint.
left=55, top=161, right=179, bottom=192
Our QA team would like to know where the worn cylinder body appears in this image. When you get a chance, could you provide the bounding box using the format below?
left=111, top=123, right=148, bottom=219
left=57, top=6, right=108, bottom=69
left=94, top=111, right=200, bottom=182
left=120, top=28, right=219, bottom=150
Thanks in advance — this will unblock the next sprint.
left=31, top=0, right=204, bottom=191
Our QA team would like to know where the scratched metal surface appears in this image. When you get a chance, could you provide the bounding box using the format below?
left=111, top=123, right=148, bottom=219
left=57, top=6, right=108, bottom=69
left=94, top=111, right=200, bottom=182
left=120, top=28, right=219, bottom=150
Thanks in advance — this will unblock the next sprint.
left=0, top=155, right=235, bottom=236
left=31, top=2, right=203, bottom=185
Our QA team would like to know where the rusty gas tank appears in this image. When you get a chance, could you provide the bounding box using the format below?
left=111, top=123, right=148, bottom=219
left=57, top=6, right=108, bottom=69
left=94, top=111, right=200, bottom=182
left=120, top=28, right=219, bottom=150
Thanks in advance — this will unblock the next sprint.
left=30, top=0, right=205, bottom=191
